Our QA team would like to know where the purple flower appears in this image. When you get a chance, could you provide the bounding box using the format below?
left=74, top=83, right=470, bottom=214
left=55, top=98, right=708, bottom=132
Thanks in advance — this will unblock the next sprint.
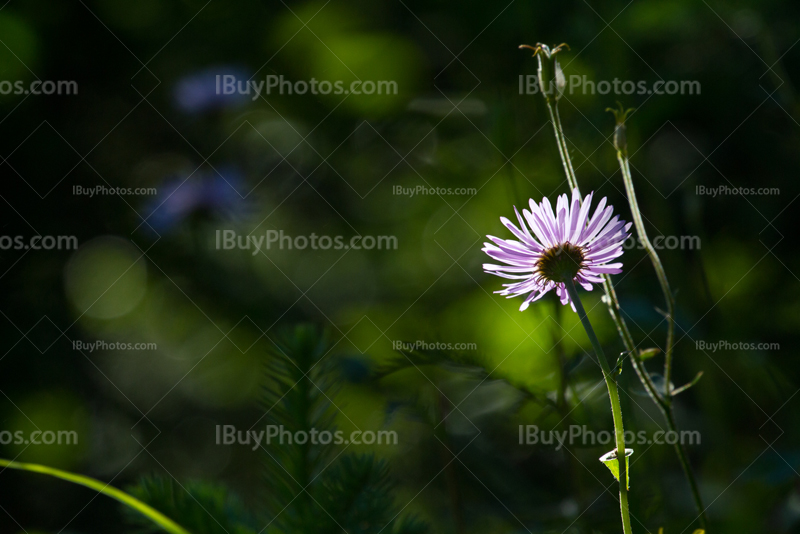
left=483, top=188, right=631, bottom=311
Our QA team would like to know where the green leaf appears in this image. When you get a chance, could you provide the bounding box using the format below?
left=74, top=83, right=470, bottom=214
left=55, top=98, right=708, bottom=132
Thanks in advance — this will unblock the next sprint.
left=599, top=449, right=632, bottom=490
left=638, top=348, right=661, bottom=361
left=0, top=457, right=191, bottom=534
left=671, top=371, right=704, bottom=396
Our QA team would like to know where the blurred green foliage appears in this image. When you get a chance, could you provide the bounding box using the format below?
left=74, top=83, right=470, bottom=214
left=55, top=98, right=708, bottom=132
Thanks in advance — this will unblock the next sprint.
left=0, top=0, right=799, bottom=532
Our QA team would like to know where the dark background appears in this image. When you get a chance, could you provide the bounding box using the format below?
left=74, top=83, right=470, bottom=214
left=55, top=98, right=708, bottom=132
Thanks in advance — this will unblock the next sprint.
left=0, top=0, right=797, bottom=532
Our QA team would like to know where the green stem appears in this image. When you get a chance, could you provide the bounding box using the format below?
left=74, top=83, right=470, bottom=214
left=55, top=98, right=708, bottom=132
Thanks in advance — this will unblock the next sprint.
left=666, top=407, right=708, bottom=530
left=548, top=98, right=663, bottom=423
left=614, top=149, right=707, bottom=530
left=546, top=101, right=579, bottom=192
left=0, top=458, right=191, bottom=534
left=549, top=102, right=669, bottom=417
left=537, top=73, right=707, bottom=529
left=602, top=276, right=666, bottom=410
left=554, top=105, right=579, bottom=189
left=549, top=101, right=666, bottom=425
left=600, top=275, right=700, bottom=534
left=615, top=150, right=676, bottom=397
left=564, top=279, right=633, bottom=534
left=545, top=90, right=668, bottom=450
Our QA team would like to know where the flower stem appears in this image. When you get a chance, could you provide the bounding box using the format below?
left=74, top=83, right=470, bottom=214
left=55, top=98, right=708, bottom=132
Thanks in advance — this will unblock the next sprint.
left=546, top=101, right=579, bottom=192
left=614, top=147, right=707, bottom=530
left=535, top=58, right=707, bottom=529
left=564, top=279, right=633, bottom=534
left=666, top=406, right=708, bottom=529
left=615, top=149, right=675, bottom=396
left=602, top=276, right=666, bottom=408
left=554, top=105, right=579, bottom=188
left=548, top=100, right=657, bottom=416
left=549, top=103, right=667, bottom=452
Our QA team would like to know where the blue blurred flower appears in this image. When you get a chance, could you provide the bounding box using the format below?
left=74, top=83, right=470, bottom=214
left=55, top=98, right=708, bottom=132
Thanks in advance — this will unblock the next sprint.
left=174, top=66, right=250, bottom=114
left=145, top=166, right=248, bottom=233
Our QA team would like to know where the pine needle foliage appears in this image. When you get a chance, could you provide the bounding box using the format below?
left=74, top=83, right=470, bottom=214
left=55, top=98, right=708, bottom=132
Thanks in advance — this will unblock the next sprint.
left=125, top=324, right=426, bottom=534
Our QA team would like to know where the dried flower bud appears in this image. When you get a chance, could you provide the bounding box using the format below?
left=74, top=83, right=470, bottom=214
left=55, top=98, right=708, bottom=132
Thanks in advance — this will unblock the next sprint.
left=613, top=122, right=627, bottom=153
left=606, top=102, right=636, bottom=153
left=554, top=58, right=566, bottom=99
left=519, top=43, right=569, bottom=103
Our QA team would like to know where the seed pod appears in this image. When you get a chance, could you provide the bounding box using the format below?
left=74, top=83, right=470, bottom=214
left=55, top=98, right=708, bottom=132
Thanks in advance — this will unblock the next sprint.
left=613, top=121, right=627, bottom=153
left=606, top=102, right=636, bottom=154
left=520, top=43, right=569, bottom=104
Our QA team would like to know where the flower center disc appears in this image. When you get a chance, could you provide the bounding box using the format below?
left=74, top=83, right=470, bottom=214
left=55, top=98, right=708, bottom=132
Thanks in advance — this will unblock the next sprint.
left=536, top=242, right=585, bottom=283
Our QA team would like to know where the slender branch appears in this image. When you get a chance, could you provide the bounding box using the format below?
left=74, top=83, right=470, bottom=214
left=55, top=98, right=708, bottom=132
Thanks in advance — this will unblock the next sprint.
left=551, top=104, right=656, bottom=411
left=547, top=80, right=665, bottom=441
left=546, top=101, right=579, bottom=192
left=602, top=276, right=667, bottom=409
left=613, top=144, right=707, bottom=530
left=528, top=47, right=707, bottom=530
left=551, top=99, right=687, bottom=531
left=666, top=408, right=707, bottom=528
left=608, top=274, right=707, bottom=530
left=554, top=105, right=579, bottom=189
left=549, top=90, right=666, bottom=415
left=616, top=150, right=676, bottom=397
left=564, top=279, right=632, bottom=534
left=545, top=92, right=707, bottom=529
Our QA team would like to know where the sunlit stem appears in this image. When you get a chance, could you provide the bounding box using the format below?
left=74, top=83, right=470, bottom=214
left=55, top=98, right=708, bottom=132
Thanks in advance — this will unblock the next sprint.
left=602, top=276, right=665, bottom=408
left=545, top=101, right=579, bottom=193
left=554, top=105, right=579, bottom=189
left=599, top=278, right=711, bottom=533
left=533, top=51, right=707, bottom=529
left=613, top=147, right=707, bottom=530
left=564, top=279, right=632, bottom=534
left=615, top=149, right=675, bottom=396
left=0, top=458, right=191, bottom=534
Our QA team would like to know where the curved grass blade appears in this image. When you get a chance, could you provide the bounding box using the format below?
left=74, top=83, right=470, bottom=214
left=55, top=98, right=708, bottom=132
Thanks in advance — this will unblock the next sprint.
left=0, top=458, right=191, bottom=534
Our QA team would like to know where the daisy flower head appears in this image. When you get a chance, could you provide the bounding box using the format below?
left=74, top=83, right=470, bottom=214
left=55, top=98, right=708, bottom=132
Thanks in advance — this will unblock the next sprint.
left=482, top=188, right=631, bottom=311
